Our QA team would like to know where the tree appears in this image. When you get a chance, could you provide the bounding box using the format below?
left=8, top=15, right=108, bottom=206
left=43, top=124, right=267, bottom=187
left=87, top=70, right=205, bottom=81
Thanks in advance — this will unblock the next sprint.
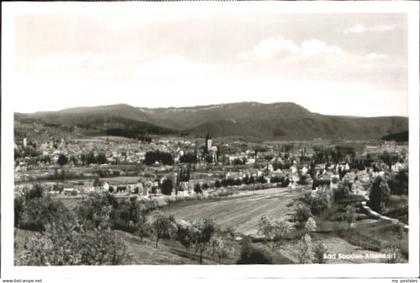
left=135, top=216, right=152, bottom=243
left=86, top=151, right=96, bottom=164
left=145, top=151, right=174, bottom=166
left=93, top=177, right=102, bottom=188
left=210, top=236, right=233, bottom=263
left=388, top=169, right=408, bottom=195
left=334, top=179, right=352, bottom=202
left=307, top=191, right=331, bottom=215
left=161, top=179, right=173, bottom=196
left=391, top=224, right=405, bottom=250
left=369, top=176, right=391, bottom=213
left=380, top=151, right=398, bottom=169
left=57, top=154, right=68, bottom=166
left=26, top=183, right=44, bottom=200
left=293, top=204, right=312, bottom=228
left=271, top=219, right=293, bottom=251
left=194, top=183, right=202, bottom=194
left=179, top=153, right=197, bottom=164
left=96, top=152, right=107, bottom=164
left=14, top=196, right=24, bottom=227
left=257, top=216, right=273, bottom=244
left=20, top=194, right=72, bottom=232
left=176, top=220, right=194, bottom=253
left=382, top=245, right=402, bottom=263
left=297, top=174, right=310, bottom=185
left=237, top=240, right=273, bottom=264
left=304, top=217, right=317, bottom=233
left=152, top=213, right=176, bottom=248
left=344, top=205, right=357, bottom=229
left=16, top=220, right=129, bottom=265
left=296, top=233, right=314, bottom=264
left=313, top=242, right=328, bottom=264
left=77, top=196, right=112, bottom=230
left=257, top=216, right=293, bottom=251
left=191, top=218, right=216, bottom=264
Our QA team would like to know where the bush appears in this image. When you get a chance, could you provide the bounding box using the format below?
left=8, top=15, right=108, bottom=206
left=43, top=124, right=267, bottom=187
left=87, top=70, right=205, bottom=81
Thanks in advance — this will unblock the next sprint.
left=293, top=204, right=312, bottom=228
left=19, top=195, right=73, bottom=232
left=304, top=191, right=331, bottom=216
left=25, top=183, right=44, bottom=200
left=237, top=242, right=273, bottom=264
left=369, top=176, right=391, bottom=213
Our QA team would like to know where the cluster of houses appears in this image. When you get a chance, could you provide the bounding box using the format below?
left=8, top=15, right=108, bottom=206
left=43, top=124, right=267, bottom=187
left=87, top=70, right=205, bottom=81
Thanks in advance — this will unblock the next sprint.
left=14, top=135, right=408, bottom=201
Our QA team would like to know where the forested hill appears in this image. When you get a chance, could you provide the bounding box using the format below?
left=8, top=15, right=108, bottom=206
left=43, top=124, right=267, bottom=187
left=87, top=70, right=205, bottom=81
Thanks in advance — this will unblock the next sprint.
left=15, top=102, right=408, bottom=141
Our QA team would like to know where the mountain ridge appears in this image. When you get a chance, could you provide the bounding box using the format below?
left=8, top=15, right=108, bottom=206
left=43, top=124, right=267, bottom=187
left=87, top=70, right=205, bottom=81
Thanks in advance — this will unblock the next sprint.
left=15, top=102, right=408, bottom=141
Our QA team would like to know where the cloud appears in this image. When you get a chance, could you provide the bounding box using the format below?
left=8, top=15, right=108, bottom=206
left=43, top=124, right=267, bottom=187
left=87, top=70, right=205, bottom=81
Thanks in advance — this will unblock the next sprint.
left=252, top=37, right=300, bottom=58
left=235, top=35, right=405, bottom=93
left=301, top=39, right=342, bottom=57
left=365, top=52, right=389, bottom=60
left=241, top=36, right=344, bottom=62
left=243, top=37, right=343, bottom=60
left=344, top=24, right=396, bottom=34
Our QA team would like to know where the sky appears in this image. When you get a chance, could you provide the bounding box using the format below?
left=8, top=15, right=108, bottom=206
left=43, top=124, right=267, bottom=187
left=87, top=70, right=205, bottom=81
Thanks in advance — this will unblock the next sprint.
left=9, top=6, right=408, bottom=116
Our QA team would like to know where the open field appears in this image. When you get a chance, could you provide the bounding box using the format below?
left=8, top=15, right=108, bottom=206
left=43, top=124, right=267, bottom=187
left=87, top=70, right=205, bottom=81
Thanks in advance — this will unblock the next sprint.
left=162, top=187, right=307, bottom=235
left=15, top=185, right=408, bottom=265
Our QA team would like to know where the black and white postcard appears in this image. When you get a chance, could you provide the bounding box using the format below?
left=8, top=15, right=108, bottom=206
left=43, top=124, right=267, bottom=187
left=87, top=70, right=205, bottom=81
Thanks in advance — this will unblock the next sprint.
left=1, top=1, right=419, bottom=283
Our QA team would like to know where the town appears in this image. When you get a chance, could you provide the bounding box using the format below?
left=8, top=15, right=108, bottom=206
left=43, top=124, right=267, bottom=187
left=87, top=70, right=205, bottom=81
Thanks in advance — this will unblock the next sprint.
left=14, top=131, right=409, bottom=265
left=14, top=134, right=407, bottom=200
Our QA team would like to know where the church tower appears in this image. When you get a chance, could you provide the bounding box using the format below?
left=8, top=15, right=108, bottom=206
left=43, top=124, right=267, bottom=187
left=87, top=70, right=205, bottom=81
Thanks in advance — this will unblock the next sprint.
left=205, top=132, right=212, bottom=153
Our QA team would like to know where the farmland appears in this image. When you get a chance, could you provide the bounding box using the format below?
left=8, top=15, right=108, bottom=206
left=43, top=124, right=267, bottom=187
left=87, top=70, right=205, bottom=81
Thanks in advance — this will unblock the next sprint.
left=15, top=184, right=406, bottom=265
left=162, top=187, right=305, bottom=235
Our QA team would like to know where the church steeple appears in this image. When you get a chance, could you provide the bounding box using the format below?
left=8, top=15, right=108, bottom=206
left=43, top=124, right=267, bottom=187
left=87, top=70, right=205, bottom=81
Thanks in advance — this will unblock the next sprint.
left=205, top=132, right=212, bottom=153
